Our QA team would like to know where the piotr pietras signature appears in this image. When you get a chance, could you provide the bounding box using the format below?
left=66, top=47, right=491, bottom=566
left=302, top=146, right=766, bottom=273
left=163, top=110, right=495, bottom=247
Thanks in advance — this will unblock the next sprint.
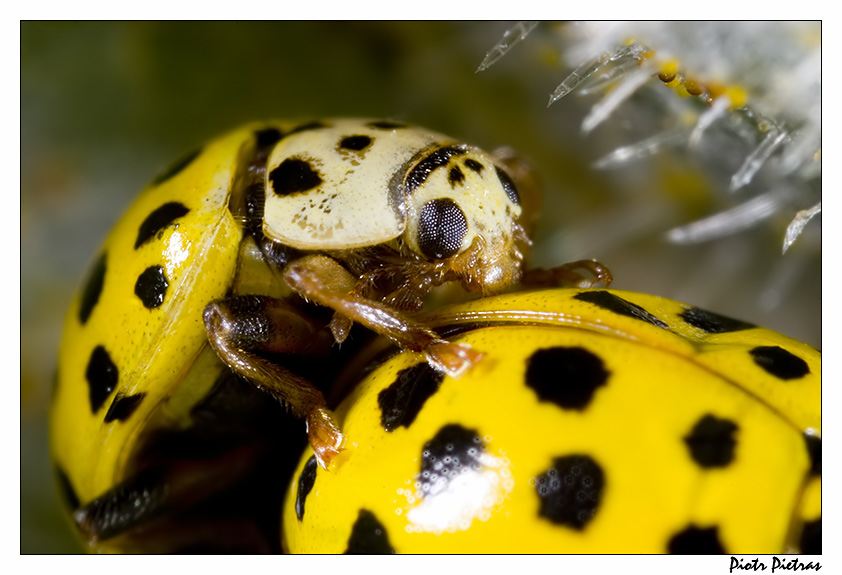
left=730, top=557, right=821, bottom=573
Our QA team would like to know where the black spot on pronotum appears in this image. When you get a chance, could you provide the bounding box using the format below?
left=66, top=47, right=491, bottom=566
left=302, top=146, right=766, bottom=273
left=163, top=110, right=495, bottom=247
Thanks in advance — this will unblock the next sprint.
left=78, top=253, right=107, bottom=325
left=55, top=466, right=80, bottom=511
left=525, top=347, right=609, bottom=410
left=749, top=346, right=810, bottom=380
left=339, top=135, right=372, bottom=151
left=86, top=345, right=118, bottom=413
left=573, top=291, right=669, bottom=329
left=134, top=265, right=169, bottom=309
left=405, top=146, right=467, bottom=193
left=378, top=362, right=444, bottom=431
left=418, top=424, right=484, bottom=499
left=534, top=455, right=604, bottom=530
left=417, top=198, right=468, bottom=260
left=495, top=166, right=520, bottom=205
left=367, top=121, right=406, bottom=130
left=804, top=433, right=821, bottom=476
left=667, top=525, right=726, bottom=554
left=679, top=307, right=754, bottom=334
left=683, top=414, right=738, bottom=468
left=151, top=148, right=201, bottom=187
left=448, top=166, right=465, bottom=186
left=269, top=158, right=323, bottom=195
left=134, top=202, right=190, bottom=249
left=295, top=456, right=318, bottom=521
left=345, top=509, right=395, bottom=554
left=104, top=393, right=146, bottom=423
left=464, top=158, right=484, bottom=174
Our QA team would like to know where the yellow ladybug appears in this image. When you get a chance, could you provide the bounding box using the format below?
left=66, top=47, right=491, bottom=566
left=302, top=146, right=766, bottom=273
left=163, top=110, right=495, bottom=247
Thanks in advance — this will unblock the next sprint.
left=282, top=288, right=820, bottom=554
left=50, top=119, right=608, bottom=552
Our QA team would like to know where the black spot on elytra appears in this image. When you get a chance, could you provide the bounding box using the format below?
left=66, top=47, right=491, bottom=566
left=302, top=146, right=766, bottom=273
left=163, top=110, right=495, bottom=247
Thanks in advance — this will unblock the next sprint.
left=749, top=346, right=810, bottom=380
left=104, top=393, right=146, bottom=423
left=345, top=509, right=395, bottom=554
left=804, top=433, right=821, bottom=476
left=339, top=135, right=372, bottom=151
left=495, top=166, right=520, bottom=205
left=534, top=455, right=604, bottom=530
left=78, top=253, right=106, bottom=325
left=464, top=158, right=484, bottom=174
left=417, top=198, right=468, bottom=260
left=86, top=345, right=118, bottom=413
left=448, top=166, right=465, bottom=186
left=668, top=525, right=725, bottom=554
left=574, top=290, right=669, bottom=329
left=405, top=146, right=468, bottom=194
left=800, top=518, right=821, bottom=554
left=367, top=121, right=406, bottom=130
left=418, top=424, right=484, bottom=499
left=269, top=158, right=323, bottom=196
left=135, top=265, right=169, bottom=309
left=684, top=414, right=738, bottom=468
left=526, top=347, right=609, bottom=410
left=55, top=466, right=80, bottom=511
left=151, top=148, right=201, bottom=187
left=295, top=456, right=318, bottom=521
left=378, top=362, right=444, bottom=431
left=679, top=307, right=754, bottom=333
left=134, top=202, right=190, bottom=249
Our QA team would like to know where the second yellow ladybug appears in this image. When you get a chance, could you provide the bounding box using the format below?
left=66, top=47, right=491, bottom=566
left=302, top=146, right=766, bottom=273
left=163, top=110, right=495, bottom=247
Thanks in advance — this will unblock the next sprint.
left=283, top=288, right=821, bottom=554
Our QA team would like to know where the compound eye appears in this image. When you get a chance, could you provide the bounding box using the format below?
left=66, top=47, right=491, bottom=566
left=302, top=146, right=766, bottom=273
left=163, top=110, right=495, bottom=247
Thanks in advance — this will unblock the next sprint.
left=418, top=198, right=468, bottom=260
left=495, top=166, right=520, bottom=206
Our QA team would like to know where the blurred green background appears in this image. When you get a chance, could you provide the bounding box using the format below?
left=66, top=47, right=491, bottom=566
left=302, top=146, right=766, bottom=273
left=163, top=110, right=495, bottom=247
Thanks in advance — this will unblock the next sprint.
left=21, top=22, right=820, bottom=554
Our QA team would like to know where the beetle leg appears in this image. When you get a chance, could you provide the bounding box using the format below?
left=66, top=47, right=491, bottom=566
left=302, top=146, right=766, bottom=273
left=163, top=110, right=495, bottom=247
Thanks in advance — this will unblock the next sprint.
left=284, top=255, right=483, bottom=379
left=329, top=313, right=355, bottom=345
left=523, top=259, right=614, bottom=288
left=203, top=295, right=344, bottom=469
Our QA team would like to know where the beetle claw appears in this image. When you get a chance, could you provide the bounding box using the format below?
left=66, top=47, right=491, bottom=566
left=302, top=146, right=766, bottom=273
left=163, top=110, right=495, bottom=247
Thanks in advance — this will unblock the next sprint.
left=307, top=408, right=346, bottom=470
left=425, top=340, right=483, bottom=379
